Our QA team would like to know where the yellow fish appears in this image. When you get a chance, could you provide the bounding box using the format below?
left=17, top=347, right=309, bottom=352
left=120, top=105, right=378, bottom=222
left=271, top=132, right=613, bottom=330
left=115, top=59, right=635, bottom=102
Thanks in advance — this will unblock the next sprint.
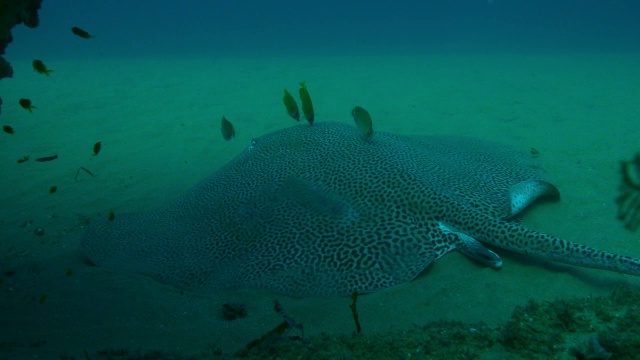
left=282, top=89, right=300, bottom=121
left=298, top=81, right=314, bottom=125
left=221, top=116, right=235, bottom=140
left=352, top=106, right=373, bottom=138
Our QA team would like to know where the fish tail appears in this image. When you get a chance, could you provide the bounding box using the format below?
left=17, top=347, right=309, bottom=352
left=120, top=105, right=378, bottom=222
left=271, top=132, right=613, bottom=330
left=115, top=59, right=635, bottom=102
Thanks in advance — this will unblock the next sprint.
left=470, top=214, right=640, bottom=276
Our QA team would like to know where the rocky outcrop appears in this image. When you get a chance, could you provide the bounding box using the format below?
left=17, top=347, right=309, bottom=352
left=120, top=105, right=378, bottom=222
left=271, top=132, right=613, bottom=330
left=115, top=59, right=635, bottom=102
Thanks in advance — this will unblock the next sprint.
left=0, top=0, right=43, bottom=113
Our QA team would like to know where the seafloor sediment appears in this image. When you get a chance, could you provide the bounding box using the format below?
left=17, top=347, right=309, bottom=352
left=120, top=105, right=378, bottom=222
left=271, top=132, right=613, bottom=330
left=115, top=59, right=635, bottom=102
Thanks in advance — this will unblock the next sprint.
left=23, top=284, right=639, bottom=360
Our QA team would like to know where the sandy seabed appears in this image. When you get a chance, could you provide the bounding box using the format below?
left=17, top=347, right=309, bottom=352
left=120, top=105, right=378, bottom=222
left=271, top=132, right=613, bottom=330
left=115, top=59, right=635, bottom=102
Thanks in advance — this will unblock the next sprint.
left=0, top=52, right=639, bottom=358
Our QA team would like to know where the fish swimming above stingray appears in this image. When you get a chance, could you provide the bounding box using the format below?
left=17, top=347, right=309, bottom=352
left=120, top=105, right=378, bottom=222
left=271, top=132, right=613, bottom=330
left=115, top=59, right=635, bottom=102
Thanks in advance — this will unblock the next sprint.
left=71, top=26, right=94, bottom=39
left=81, top=115, right=640, bottom=297
left=32, top=59, right=53, bottom=76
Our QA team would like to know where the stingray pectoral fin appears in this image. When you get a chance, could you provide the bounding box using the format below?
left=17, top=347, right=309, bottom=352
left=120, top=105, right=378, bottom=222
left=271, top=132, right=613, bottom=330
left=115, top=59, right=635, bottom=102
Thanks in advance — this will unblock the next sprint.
left=439, top=222, right=502, bottom=268
left=508, top=180, right=560, bottom=217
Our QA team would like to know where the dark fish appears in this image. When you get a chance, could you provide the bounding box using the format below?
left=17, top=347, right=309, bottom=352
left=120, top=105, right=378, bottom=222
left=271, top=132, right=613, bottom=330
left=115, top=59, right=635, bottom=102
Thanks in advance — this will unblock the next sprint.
left=298, top=81, right=314, bottom=125
left=19, top=98, right=36, bottom=113
left=49, top=186, right=57, bottom=194
left=35, top=154, right=58, bottom=162
left=108, top=209, right=115, bottom=222
left=2, top=125, right=14, bottom=134
left=32, top=59, right=53, bottom=76
left=351, top=106, right=373, bottom=138
left=282, top=89, right=300, bottom=121
left=221, top=116, right=235, bottom=141
left=65, top=268, right=73, bottom=277
left=16, top=155, right=29, bottom=164
left=39, top=294, right=47, bottom=304
left=93, top=141, right=102, bottom=156
left=71, top=26, right=93, bottom=39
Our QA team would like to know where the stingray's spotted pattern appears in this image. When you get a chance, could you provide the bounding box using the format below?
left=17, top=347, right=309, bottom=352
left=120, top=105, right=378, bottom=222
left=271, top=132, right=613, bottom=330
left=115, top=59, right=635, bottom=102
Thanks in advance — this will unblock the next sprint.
left=81, top=122, right=640, bottom=296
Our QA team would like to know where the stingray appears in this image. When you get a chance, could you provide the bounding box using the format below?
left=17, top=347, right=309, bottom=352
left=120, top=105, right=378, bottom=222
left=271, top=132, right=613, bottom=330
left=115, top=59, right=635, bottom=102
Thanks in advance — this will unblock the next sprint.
left=81, top=122, right=640, bottom=297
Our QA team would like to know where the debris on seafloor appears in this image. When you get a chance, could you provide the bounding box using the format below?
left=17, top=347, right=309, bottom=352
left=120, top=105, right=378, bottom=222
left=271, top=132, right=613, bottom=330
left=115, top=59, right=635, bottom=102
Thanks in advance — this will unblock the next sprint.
left=74, top=166, right=95, bottom=182
left=616, top=152, right=640, bottom=231
left=52, top=285, right=640, bottom=359
left=222, top=303, right=247, bottom=321
left=235, top=300, right=305, bottom=358
left=350, top=291, right=362, bottom=334
left=234, top=320, right=289, bottom=358
left=273, top=299, right=304, bottom=339
left=570, top=336, right=612, bottom=360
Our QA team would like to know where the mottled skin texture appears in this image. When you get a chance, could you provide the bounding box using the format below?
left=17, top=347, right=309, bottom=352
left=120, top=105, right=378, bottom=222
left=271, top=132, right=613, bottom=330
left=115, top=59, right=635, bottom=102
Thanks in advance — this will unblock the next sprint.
left=81, top=122, right=640, bottom=297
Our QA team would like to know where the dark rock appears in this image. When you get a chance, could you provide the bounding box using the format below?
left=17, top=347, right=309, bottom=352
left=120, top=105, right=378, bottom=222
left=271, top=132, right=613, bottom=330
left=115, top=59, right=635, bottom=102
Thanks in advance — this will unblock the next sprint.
left=0, top=0, right=43, bottom=113
left=222, top=302, right=248, bottom=320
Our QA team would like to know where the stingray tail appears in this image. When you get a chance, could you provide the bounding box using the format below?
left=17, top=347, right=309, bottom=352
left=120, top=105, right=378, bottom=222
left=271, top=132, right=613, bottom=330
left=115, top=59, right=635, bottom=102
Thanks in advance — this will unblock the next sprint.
left=473, top=215, right=640, bottom=277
